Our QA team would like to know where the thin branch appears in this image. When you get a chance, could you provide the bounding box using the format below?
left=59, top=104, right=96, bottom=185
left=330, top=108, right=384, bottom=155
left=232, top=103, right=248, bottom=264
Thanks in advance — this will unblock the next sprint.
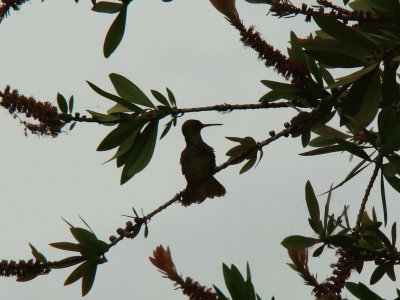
left=263, top=0, right=380, bottom=23
left=353, top=155, right=383, bottom=237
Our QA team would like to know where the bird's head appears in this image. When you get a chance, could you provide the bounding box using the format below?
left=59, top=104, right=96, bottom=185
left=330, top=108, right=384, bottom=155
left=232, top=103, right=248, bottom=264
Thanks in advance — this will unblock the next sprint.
left=182, top=119, right=222, bottom=140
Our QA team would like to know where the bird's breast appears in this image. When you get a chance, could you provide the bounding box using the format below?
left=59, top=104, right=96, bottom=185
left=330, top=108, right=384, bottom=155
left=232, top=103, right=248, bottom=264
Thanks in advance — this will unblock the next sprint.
left=180, top=145, right=216, bottom=183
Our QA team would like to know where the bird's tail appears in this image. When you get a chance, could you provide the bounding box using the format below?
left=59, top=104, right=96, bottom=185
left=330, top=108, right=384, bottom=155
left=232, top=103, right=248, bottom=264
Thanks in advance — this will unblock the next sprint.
left=182, top=176, right=226, bottom=206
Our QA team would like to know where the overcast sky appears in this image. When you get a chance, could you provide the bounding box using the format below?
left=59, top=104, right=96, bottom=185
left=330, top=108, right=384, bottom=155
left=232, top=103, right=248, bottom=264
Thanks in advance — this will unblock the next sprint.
left=1, top=0, right=400, bottom=299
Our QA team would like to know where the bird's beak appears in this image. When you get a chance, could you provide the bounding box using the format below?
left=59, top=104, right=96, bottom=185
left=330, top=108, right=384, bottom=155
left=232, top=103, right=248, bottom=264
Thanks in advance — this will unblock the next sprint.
left=202, top=123, right=222, bottom=128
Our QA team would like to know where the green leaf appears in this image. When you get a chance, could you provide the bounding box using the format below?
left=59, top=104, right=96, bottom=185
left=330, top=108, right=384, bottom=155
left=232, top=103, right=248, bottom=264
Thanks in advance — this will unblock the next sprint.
left=16, top=273, right=38, bottom=282
left=109, top=73, right=154, bottom=108
left=81, top=260, right=97, bottom=296
left=289, top=31, right=308, bottom=66
left=326, top=63, right=377, bottom=89
left=57, top=93, right=68, bottom=114
left=305, top=50, right=365, bottom=68
left=213, top=285, right=229, bottom=300
left=382, top=61, right=400, bottom=107
left=86, top=110, right=121, bottom=123
left=71, top=227, right=97, bottom=244
left=323, top=184, right=333, bottom=232
left=261, top=80, right=298, bottom=91
left=240, top=152, right=257, bottom=174
left=87, top=81, right=141, bottom=112
left=301, top=130, right=311, bottom=148
left=166, top=88, right=176, bottom=107
left=392, top=222, right=397, bottom=245
left=354, top=70, right=381, bottom=127
left=68, top=96, right=74, bottom=113
left=380, top=172, right=388, bottom=226
left=346, top=282, right=384, bottom=300
left=160, top=120, right=172, bottom=139
left=64, top=259, right=98, bottom=296
left=222, top=264, right=255, bottom=300
left=97, top=120, right=142, bottom=152
left=51, top=256, right=84, bottom=269
left=281, top=235, right=319, bottom=250
left=326, top=234, right=354, bottom=247
left=370, top=263, right=386, bottom=284
left=336, top=139, right=371, bottom=161
left=92, top=1, right=122, bottom=13
left=120, top=121, right=159, bottom=184
left=106, top=103, right=132, bottom=114
left=313, top=125, right=351, bottom=140
left=151, top=90, right=170, bottom=107
left=384, top=174, right=400, bottom=193
left=49, top=242, right=81, bottom=252
left=302, top=38, right=371, bottom=58
left=226, top=136, right=244, bottom=143
left=300, top=145, right=345, bottom=156
left=312, top=244, right=325, bottom=257
left=320, top=66, right=334, bottom=85
left=378, top=108, right=400, bottom=153
left=29, top=243, right=47, bottom=263
left=313, top=13, right=378, bottom=50
left=305, top=181, right=320, bottom=225
left=103, top=6, right=127, bottom=58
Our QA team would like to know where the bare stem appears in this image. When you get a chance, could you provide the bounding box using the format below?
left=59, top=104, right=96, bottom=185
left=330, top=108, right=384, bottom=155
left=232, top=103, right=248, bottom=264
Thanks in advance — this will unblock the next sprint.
left=353, top=155, right=383, bottom=237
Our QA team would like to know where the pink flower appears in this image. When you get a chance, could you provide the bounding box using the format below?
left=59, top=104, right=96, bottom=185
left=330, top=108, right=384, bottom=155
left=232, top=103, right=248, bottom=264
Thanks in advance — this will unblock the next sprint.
left=149, top=245, right=177, bottom=278
left=209, top=0, right=239, bottom=20
left=288, top=248, right=309, bottom=272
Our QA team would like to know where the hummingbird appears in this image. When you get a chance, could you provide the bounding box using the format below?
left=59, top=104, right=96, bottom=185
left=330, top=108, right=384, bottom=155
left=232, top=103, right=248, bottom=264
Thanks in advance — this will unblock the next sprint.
left=180, top=119, right=226, bottom=206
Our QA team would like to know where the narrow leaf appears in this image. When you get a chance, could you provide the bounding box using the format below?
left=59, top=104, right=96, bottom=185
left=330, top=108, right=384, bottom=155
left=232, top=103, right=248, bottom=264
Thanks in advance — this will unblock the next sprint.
left=109, top=73, right=154, bottom=108
left=281, top=235, right=319, bottom=250
left=57, top=93, right=68, bottom=114
left=86, top=81, right=141, bottom=112
left=103, top=6, right=127, bottom=58
left=305, top=181, right=320, bottom=224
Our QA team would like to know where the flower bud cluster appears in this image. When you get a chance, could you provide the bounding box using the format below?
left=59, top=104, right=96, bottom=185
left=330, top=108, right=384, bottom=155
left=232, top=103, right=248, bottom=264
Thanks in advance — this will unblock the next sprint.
left=0, top=86, right=65, bottom=136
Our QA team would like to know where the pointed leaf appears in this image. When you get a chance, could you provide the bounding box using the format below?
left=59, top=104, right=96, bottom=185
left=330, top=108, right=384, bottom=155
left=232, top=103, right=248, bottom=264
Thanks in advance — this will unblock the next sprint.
left=166, top=88, right=176, bottom=107
left=103, top=6, right=127, bottom=58
left=50, top=242, right=81, bottom=252
left=121, top=121, right=158, bottom=184
left=313, top=13, right=378, bottom=50
left=300, top=145, right=344, bottom=156
left=57, top=93, right=68, bottom=114
left=380, top=172, right=388, bottom=226
left=160, top=120, right=172, bottom=139
left=370, top=264, right=386, bottom=284
left=336, top=139, right=371, bottom=161
left=82, top=260, right=97, bottom=296
left=97, top=120, right=141, bottom=152
left=92, top=1, right=122, bottom=13
left=281, top=235, right=319, bottom=250
left=87, top=81, right=141, bottom=112
left=326, top=63, right=377, bottom=89
left=71, top=227, right=97, bottom=244
left=240, top=153, right=257, bottom=174
left=109, top=73, right=154, bottom=108
left=305, top=181, right=320, bottom=224
left=151, top=90, right=170, bottom=107
left=29, top=243, right=47, bottom=263
left=68, top=96, right=74, bottom=113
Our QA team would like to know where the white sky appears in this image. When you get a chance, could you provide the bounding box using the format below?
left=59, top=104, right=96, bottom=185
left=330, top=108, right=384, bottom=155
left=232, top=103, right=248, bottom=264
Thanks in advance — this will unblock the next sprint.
left=1, top=0, right=400, bottom=299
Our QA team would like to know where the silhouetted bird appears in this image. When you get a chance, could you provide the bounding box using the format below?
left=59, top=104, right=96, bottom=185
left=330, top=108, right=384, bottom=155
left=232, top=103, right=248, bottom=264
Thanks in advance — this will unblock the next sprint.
left=180, top=119, right=226, bottom=206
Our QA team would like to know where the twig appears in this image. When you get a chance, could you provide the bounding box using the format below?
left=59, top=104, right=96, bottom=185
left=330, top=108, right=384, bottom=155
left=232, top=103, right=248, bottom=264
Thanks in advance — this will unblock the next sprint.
left=353, top=155, right=383, bottom=237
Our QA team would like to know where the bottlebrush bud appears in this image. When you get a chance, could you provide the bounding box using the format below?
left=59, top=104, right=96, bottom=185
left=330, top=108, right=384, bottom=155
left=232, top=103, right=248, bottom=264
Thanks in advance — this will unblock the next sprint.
left=209, top=0, right=239, bottom=20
